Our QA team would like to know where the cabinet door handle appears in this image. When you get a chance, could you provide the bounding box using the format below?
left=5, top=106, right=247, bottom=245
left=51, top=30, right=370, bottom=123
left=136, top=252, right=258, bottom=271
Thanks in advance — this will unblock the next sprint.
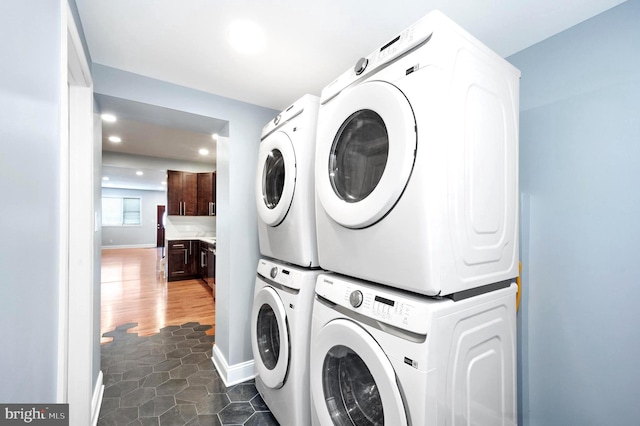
left=212, top=203, right=216, bottom=215
left=184, top=249, right=188, bottom=265
left=201, top=252, right=206, bottom=267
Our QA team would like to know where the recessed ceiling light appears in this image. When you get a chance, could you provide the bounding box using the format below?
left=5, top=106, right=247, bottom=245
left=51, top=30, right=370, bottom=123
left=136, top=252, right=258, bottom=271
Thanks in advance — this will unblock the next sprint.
left=228, top=20, right=265, bottom=54
left=136, top=171, right=143, bottom=176
left=211, top=133, right=218, bottom=140
left=108, top=136, right=122, bottom=143
left=102, top=177, right=110, bottom=181
left=199, top=148, right=209, bottom=155
left=101, top=113, right=117, bottom=123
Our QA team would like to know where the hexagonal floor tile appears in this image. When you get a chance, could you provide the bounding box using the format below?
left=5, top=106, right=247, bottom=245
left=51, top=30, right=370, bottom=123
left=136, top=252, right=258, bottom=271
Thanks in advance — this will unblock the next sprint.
left=99, top=322, right=274, bottom=426
left=218, top=402, right=255, bottom=424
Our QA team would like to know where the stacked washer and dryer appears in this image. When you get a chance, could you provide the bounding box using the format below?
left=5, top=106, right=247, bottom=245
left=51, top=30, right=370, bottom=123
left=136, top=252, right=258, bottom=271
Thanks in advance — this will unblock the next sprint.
left=251, top=10, right=521, bottom=426
left=251, top=94, right=324, bottom=425
left=309, top=11, right=521, bottom=426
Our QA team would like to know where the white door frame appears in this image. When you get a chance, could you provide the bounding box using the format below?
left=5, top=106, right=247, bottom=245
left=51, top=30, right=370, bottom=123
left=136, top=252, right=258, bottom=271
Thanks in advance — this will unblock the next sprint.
left=59, top=2, right=103, bottom=425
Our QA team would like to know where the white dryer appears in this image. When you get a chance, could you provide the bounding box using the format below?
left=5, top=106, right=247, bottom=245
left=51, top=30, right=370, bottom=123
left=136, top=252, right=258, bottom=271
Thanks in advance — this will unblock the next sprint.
left=251, top=258, right=323, bottom=426
left=256, top=94, right=320, bottom=268
left=314, top=11, right=520, bottom=296
left=310, top=273, right=517, bottom=426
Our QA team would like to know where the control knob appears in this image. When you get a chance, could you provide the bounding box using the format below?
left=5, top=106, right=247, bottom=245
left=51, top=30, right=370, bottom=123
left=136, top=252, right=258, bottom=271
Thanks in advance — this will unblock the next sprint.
left=270, top=267, right=278, bottom=279
left=354, top=57, right=368, bottom=75
left=349, top=290, right=363, bottom=308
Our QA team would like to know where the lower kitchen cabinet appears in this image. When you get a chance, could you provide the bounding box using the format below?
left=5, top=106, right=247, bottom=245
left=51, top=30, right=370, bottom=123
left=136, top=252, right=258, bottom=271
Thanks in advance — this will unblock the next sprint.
left=167, top=240, right=199, bottom=281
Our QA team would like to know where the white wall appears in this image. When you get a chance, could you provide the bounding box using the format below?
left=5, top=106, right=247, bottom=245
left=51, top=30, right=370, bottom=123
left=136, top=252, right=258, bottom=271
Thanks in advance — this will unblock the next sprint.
left=0, top=0, right=63, bottom=402
left=101, top=187, right=166, bottom=247
left=509, top=1, right=640, bottom=424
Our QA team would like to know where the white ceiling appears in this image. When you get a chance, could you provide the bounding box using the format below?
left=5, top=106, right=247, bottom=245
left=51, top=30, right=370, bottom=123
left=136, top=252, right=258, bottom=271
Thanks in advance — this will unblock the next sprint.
left=102, top=165, right=168, bottom=192
left=97, top=94, right=226, bottom=164
left=78, top=0, right=626, bottom=190
left=77, top=0, right=626, bottom=111
left=96, top=94, right=225, bottom=190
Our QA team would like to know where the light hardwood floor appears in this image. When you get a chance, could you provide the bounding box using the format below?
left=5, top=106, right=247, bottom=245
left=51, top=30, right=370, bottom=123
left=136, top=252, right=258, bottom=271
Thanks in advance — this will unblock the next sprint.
left=100, top=247, right=215, bottom=344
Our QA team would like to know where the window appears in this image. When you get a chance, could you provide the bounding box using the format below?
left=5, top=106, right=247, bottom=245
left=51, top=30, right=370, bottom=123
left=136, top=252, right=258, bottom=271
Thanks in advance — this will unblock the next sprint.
left=102, top=197, right=142, bottom=226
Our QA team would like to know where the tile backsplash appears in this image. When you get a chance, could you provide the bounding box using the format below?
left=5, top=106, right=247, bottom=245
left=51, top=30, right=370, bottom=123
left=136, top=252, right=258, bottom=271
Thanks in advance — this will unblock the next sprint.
left=165, top=215, right=216, bottom=239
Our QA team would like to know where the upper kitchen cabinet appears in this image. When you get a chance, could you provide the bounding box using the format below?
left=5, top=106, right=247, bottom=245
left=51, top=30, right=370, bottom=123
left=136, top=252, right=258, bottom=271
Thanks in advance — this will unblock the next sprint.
left=167, top=170, right=198, bottom=216
left=197, top=172, right=216, bottom=216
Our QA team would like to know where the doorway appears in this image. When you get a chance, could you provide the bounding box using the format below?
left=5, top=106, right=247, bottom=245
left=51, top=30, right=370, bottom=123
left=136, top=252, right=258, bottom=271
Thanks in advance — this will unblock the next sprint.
left=157, top=204, right=166, bottom=248
left=97, top=97, right=221, bottom=347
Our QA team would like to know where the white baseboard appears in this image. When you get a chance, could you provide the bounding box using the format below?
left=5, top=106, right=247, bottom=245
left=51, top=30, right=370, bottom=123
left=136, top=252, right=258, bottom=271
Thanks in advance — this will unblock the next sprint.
left=101, top=244, right=157, bottom=249
left=91, top=371, right=105, bottom=426
left=211, top=345, right=256, bottom=387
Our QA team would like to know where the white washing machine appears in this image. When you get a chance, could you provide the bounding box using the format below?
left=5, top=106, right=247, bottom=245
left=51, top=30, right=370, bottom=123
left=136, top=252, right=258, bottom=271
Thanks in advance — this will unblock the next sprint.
left=256, top=94, right=320, bottom=268
left=251, top=258, right=323, bottom=425
left=310, top=273, right=517, bottom=426
left=314, top=11, right=520, bottom=296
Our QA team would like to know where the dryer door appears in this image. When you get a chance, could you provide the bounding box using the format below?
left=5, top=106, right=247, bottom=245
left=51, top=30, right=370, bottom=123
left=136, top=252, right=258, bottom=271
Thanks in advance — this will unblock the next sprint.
left=255, top=131, right=297, bottom=226
left=310, top=319, right=408, bottom=425
left=316, top=81, right=416, bottom=229
left=251, top=285, right=290, bottom=389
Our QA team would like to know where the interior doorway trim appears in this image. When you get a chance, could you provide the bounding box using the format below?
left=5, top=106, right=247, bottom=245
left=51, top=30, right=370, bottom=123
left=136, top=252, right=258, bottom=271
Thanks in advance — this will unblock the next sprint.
left=59, top=2, right=103, bottom=425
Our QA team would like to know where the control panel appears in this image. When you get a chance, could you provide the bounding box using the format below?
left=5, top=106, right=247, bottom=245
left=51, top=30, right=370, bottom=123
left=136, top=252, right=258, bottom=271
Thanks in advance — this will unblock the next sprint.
left=257, top=259, right=302, bottom=291
left=316, top=273, right=442, bottom=335
left=320, top=11, right=439, bottom=103
left=261, top=94, right=316, bottom=139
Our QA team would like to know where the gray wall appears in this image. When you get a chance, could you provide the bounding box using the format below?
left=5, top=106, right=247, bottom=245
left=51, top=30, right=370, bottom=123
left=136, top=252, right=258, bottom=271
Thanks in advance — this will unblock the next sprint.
left=101, top=187, right=166, bottom=247
left=0, top=0, right=63, bottom=402
left=509, top=1, right=640, bottom=424
left=92, top=64, right=278, bottom=369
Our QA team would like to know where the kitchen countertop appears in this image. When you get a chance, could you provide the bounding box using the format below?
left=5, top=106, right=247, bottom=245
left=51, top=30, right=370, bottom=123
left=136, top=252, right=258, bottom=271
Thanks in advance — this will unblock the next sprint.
left=167, top=236, right=216, bottom=245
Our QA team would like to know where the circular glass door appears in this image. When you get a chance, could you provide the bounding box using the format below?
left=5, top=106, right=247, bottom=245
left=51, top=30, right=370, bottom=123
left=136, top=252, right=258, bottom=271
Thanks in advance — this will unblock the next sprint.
left=316, top=81, right=416, bottom=229
left=251, top=285, right=290, bottom=388
left=255, top=131, right=297, bottom=226
left=323, top=345, right=384, bottom=425
left=263, top=149, right=285, bottom=209
left=310, top=319, right=407, bottom=425
left=329, top=110, right=389, bottom=203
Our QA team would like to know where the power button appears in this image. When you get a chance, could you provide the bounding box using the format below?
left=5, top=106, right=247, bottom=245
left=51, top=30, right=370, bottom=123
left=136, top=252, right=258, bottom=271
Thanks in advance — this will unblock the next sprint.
left=349, top=290, right=363, bottom=308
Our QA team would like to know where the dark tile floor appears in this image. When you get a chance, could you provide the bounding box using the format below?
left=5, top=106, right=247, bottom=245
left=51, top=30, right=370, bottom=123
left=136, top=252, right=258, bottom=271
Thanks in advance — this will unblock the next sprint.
left=98, top=322, right=279, bottom=426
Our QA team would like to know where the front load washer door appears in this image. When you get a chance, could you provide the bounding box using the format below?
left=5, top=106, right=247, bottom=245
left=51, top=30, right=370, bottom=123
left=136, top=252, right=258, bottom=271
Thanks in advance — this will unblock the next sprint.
left=251, top=286, right=290, bottom=389
left=310, top=319, right=407, bottom=426
left=316, top=81, right=416, bottom=229
left=256, top=131, right=297, bottom=227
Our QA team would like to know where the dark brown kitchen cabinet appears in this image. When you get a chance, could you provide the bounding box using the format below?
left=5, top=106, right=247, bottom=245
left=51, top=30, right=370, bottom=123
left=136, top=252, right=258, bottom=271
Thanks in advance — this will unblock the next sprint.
left=167, top=170, right=197, bottom=216
left=197, top=172, right=216, bottom=216
left=167, top=240, right=199, bottom=281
